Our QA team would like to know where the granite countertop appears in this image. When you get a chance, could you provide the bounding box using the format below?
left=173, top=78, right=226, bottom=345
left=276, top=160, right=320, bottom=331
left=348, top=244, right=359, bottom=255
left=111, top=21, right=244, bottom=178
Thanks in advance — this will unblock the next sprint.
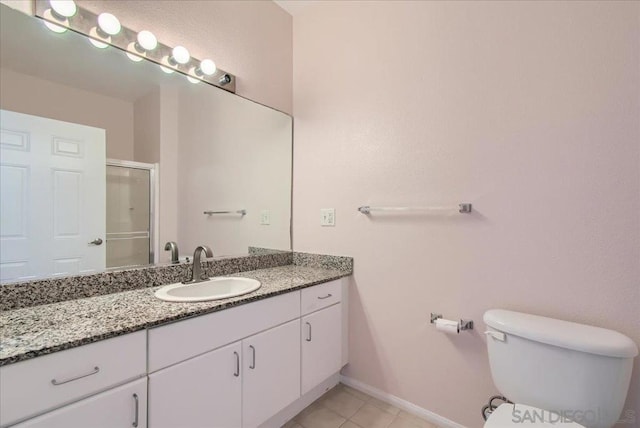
left=0, top=265, right=350, bottom=367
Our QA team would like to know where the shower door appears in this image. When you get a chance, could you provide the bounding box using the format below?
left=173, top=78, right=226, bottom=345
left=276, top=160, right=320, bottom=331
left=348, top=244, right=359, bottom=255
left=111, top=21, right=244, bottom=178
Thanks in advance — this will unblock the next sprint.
left=106, top=161, right=154, bottom=268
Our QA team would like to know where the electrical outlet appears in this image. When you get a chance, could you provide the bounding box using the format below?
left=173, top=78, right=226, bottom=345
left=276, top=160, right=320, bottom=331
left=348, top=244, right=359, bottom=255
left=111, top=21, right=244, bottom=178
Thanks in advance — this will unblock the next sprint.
left=320, top=208, right=335, bottom=226
left=260, top=210, right=270, bottom=225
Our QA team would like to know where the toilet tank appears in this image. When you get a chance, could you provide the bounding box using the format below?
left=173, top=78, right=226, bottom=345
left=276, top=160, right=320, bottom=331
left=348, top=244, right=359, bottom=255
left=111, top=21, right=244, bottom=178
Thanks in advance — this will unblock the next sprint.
left=484, top=310, right=638, bottom=428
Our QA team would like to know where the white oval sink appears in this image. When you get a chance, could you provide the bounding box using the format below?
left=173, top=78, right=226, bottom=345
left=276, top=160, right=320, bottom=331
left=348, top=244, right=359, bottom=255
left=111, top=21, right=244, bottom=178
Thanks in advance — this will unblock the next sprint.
left=155, top=277, right=261, bottom=302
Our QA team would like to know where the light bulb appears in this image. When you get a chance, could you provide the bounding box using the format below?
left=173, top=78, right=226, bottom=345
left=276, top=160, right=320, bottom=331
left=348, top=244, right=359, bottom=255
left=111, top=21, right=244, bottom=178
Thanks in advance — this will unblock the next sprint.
left=43, top=9, right=67, bottom=32
left=89, top=38, right=109, bottom=49
left=187, top=67, right=202, bottom=83
left=136, top=30, right=157, bottom=51
left=44, top=19, right=67, bottom=33
left=97, top=13, right=121, bottom=36
left=171, top=46, right=190, bottom=65
left=126, top=52, right=143, bottom=62
left=89, top=27, right=109, bottom=49
left=126, top=43, right=143, bottom=62
left=49, top=0, right=76, bottom=18
left=199, top=59, right=216, bottom=76
left=160, top=57, right=175, bottom=74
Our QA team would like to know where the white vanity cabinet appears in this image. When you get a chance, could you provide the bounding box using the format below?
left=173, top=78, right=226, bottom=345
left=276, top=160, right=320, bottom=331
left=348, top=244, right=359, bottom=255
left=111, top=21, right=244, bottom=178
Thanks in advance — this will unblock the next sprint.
left=147, top=291, right=302, bottom=428
left=242, top=319, right=301, bottom=427
left=2, top=278, right=348, bottom=428
left=148, top=341, right=242, bottom=428
left=12, top=378, right=147, bottom=428
left=300, top=280, right=344, bottom=395
left=147, top=279, right=346, bottom=428
left=301, top=303, right=342, bottom=395
left=148, top=318, right=301, bottom=428
left=0, top=330, right=146, bottom=427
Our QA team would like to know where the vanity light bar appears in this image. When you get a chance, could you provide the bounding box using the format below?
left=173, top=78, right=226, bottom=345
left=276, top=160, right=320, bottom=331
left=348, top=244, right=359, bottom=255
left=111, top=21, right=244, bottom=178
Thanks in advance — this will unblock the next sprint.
left=34, top=0, right=236, bottom=93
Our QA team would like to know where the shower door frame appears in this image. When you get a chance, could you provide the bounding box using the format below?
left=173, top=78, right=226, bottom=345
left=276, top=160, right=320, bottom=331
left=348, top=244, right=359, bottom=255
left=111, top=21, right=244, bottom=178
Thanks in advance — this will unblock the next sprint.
left=106, top=159, right=159, bottom=266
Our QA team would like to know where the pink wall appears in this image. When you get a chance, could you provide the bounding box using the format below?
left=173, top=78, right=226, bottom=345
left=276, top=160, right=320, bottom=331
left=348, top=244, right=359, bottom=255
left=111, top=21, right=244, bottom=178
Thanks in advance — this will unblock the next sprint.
left=0, top=68, right=134, bottom=160
left=290, top=1, right=640, bottom=426
left=77, top=0, right=293, bottom=114
left=176, top=85, right=292, bottom=256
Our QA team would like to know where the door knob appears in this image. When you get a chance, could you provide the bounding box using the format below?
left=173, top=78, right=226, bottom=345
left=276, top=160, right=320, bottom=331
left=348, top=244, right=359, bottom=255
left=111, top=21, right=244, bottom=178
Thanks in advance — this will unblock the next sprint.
left=88, top=238, right=103, bottom=245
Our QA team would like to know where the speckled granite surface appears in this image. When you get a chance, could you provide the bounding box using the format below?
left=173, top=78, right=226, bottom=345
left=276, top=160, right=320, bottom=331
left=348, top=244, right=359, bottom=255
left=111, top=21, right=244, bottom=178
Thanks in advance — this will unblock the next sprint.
left=0, top=263, right=352, bottom=366
left=293, top=251, right=353, bottom=272
left=248, top=247, right=290, bottom=255
left=1, top=251, right=293, bottom=311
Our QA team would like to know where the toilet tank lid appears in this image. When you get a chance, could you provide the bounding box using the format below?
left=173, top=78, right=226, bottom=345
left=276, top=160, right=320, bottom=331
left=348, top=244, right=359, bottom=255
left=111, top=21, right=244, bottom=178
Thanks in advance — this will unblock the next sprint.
left=484, top=310, right=638, bottom=358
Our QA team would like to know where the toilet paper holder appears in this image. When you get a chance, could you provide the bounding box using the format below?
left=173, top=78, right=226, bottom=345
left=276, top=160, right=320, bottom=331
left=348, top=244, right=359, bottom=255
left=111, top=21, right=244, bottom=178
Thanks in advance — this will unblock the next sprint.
left=430, top=313, right=474, bottom=331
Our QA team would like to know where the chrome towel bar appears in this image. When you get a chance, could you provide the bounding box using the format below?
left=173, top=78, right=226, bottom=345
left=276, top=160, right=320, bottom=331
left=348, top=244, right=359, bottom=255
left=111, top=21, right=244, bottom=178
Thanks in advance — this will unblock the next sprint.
left=204, top=209, right=247, bottom=216
left=358, top=203, right=472, bottom=214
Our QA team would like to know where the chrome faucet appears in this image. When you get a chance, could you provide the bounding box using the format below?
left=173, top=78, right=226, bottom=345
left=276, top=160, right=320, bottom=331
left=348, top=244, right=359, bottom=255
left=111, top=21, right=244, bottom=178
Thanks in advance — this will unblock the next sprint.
left=164, top=241, right=179, bottom=264
left=186, top=245, right=214, bottom=284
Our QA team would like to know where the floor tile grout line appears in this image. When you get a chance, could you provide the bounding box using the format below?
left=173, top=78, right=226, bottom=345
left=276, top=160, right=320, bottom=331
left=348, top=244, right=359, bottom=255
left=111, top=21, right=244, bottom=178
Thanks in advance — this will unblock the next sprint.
left=287, top=383, right=439, bottom=428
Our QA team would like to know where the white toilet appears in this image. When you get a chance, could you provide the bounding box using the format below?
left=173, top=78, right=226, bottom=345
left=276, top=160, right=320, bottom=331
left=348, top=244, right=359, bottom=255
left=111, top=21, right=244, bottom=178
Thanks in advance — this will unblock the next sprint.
left=483, top=309, right=638, bottom=428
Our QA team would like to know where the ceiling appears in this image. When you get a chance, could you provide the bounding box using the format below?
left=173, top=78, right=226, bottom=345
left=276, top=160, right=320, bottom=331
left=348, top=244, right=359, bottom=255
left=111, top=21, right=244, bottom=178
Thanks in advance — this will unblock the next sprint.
left=273, top=0, right=318, bottom=16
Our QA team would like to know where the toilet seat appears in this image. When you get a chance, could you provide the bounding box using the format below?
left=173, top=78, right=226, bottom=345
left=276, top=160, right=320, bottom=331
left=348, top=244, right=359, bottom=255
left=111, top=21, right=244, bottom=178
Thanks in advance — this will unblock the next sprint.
left=484, top=403, right=586, bottom=428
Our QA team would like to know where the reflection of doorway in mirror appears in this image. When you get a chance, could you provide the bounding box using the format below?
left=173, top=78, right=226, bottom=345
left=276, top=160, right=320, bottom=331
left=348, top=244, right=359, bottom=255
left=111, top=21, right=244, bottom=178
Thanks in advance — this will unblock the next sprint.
left=0, top=109, right=106, bottom=282
left=105, top=160, right=157, bottom=269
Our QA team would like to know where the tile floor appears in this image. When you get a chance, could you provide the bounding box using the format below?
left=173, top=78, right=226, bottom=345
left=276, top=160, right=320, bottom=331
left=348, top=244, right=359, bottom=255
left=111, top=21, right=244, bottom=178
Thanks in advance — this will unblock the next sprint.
left=282, top=383, right=439, bottom=428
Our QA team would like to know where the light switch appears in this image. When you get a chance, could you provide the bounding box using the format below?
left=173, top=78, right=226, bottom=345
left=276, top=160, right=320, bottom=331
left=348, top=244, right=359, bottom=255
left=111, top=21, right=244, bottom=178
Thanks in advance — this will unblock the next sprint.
left=260, top=210, right=271, bottom=225
left=320, top=208, right=335, bottom=226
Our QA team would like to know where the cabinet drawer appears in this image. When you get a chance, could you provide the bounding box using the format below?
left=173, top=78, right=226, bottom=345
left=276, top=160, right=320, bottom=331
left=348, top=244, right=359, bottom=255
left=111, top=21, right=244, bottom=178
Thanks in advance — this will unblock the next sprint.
left=301, top=280, right=342, bottom=315
left=148, top=291, right=300, bottom=372
left=0, top=331, right=146, bottom=427
left=12, top=378, right=147, bottom=428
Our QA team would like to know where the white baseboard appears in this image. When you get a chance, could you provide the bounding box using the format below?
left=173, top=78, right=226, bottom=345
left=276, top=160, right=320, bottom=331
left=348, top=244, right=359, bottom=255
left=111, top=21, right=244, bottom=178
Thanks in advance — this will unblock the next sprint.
left=340, top=375, right=468, bottom=428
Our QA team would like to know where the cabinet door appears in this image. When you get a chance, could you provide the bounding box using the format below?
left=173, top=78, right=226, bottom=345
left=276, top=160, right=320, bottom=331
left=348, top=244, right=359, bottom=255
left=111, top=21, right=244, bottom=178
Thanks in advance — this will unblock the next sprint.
left=242, top=320, right=300, bottom=428
left=301, top=303, right=342, bottom=395
left=148, top=341, right=242, bottom=428
left=13, top=378, right=147, bottom=428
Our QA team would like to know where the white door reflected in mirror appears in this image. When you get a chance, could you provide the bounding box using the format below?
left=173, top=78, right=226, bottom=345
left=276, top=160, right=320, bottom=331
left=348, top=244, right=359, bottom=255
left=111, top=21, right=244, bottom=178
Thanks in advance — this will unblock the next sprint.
left=0, top=110, right=106, bottom=282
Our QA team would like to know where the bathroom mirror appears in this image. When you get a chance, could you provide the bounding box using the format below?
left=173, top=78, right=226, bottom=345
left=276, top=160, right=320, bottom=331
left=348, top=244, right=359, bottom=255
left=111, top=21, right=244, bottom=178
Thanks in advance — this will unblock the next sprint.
left=0, top=4, right=292, bottom=283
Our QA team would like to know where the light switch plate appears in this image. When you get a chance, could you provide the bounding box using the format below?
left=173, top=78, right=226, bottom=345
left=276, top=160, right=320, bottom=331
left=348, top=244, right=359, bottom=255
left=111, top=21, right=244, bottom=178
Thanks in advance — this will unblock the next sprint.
left=320, top=208, right=335, bottom=226
left=260, top=210, right=271, bottom=225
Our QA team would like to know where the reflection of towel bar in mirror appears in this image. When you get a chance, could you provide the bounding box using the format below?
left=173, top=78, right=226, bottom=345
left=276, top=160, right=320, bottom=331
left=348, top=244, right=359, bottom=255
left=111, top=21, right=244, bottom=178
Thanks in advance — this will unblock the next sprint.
left=204, top=210, right=247, bottom=216
left=358, top=203, right=472, bottom=214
